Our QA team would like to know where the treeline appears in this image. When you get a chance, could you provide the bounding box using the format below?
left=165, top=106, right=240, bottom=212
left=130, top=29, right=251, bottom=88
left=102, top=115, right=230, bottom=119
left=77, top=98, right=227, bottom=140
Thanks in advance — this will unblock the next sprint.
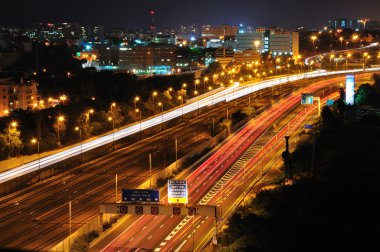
left=219, top=74, right=380, bottom=251
left=0, top=71, right=195, bottom=160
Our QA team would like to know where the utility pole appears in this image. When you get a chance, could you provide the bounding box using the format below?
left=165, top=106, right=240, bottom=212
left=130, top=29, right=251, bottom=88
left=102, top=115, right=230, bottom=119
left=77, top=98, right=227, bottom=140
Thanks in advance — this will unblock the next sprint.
left=149, top=153, right=152, bottom=187
left=69, top=200, right=72, bottom=251
left=115, top=173, right=118, bottom=202
left=282, top=136, right=291, bottom=184
left=175, top=138, right=178, bottom=170
left=212, top=117, right=215, bottom=137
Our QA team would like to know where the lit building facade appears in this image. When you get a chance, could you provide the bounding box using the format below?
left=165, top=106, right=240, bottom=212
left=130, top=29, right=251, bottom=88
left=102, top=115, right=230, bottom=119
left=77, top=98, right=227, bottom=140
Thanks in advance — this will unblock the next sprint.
left=0, top=78, right=38, bottom=116
left=201, top=25, right=239, bottom=39
left=236, top=29, right=299, bottom=56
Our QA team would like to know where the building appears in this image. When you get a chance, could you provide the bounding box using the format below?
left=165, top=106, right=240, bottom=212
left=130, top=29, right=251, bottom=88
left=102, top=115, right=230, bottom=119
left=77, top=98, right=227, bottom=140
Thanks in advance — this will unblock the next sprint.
left=0, top=78, right=38, bottom=116
left=233, top=49, right=260, bottom=64
left=236, top=29, right=299, bottom=56
left=91, top=44, right=178, bottom=75
left=328, top=18, right=360, bottom=30
left=366, top=20, right=380, bottom=31
left=201, top=25, right=239, bottom=39
left=153, top=34, right=176, bottom=45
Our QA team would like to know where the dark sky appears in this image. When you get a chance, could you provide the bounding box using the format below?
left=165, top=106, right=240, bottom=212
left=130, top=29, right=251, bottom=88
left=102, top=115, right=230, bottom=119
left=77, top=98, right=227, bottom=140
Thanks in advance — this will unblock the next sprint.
left=1, top=0, right=379, bottom=29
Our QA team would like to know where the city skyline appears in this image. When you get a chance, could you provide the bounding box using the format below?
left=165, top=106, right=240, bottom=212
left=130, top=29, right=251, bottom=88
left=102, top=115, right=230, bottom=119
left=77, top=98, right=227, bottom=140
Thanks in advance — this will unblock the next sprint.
left=1, top=0, right=379, bottom=29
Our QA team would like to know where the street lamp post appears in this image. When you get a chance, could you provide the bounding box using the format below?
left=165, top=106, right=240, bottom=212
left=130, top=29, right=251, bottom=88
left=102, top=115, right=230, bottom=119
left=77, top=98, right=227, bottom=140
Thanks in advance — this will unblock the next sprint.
left=110, top=102, right=116, bottom=113
left=363, top=52, right=368, bottom=70
left=57, top=116, right=64, bottom=146
left=275, top=58, right=281, bottom=75
left=311, top=35, right=317, bottom=53
left=134, top=97, right=139, bottom=110
left=31, top=138, right=40, bottom=181
left=203, top=77, right=209, bottom=92
left=329, top=54, right=335, bottom=70
left=86, top=109, right=94, bottom=125
left=75, top=126, right=83, bottom=162
left=195, top=79, right=200, bottom=92
left=8, top=121, right=17, bottom=156
left=152, top=91, right=158, bottom=105
left=339, top=37, right=344, bottom=50
left=346, top=53, right=351, bottom=70
left=135, top=109, right=142, bottom=132
left=254, top=40, right=260, bottom=53
left=108, top=117, right=115, bottom=151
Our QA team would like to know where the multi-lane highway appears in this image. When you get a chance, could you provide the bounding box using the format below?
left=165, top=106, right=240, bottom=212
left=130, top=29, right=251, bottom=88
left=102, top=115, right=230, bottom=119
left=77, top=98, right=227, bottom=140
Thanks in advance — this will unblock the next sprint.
left=91, top=74, right=367, bottom=252
left=2, top=68, right=380, bottom=184
left=0, top=72, right=376, bottom=251
left=0, top=77, right=306, bottom=251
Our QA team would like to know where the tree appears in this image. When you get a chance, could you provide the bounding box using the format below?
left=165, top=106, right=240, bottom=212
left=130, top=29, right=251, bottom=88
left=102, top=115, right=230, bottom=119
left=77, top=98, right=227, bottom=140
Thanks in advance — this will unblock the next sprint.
left=107, top=105, right=124, bottom=127
left=8, top=127, right=23, bottom=156
left=321, top=106, right=333, bottom=124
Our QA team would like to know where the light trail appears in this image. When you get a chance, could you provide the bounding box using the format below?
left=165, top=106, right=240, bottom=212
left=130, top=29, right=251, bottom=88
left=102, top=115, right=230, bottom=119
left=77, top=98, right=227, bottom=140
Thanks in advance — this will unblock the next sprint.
left=1, top=68, right=380, bottom=184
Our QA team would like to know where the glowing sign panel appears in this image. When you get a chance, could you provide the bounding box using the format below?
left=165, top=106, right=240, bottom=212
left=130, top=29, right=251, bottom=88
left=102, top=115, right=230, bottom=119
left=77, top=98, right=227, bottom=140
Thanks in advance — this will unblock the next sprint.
left=346, top=75, right=355, bottom=105
left=168, top=180, right=188, bottom=204
left=301, top=93, right=314, bottom=105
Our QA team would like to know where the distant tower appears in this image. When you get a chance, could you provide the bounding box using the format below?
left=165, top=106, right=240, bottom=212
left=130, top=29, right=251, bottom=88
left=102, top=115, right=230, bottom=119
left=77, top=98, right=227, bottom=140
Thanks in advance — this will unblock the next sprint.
left=149, top=10, right=156, bottom=33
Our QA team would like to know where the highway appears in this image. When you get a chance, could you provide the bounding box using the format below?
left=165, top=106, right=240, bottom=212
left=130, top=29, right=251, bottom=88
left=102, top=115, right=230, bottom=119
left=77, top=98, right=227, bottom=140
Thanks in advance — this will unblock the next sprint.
left=0, top=77, right=306, bottom=251
left=0, top=73, right=375, bottom=251
left=92, top=74, right=362, bottom=251
left=2, top=67, right=380, bottom=184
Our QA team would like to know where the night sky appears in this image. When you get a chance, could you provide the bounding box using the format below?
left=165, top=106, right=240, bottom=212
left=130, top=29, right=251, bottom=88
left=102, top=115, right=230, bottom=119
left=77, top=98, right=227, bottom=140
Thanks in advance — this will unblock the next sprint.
left=1, top=0, right=379, bottom=29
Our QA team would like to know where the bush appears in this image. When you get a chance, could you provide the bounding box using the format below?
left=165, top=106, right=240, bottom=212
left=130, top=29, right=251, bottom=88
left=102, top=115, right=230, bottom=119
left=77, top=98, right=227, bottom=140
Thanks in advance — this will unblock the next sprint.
left=70, top=230, right=99, bottom=252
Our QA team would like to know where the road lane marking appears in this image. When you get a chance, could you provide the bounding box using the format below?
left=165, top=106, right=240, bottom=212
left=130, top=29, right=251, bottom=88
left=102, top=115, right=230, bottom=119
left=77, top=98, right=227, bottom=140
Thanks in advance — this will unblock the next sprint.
left=174, top=240, right=187, bottom=252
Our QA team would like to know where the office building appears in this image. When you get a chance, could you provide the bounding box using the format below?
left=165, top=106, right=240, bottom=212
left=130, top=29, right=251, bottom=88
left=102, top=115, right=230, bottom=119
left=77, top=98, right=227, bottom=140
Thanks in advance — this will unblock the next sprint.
left=201, top=25, right=239, bottom=39
left=236, top=29, right=299, bottom=56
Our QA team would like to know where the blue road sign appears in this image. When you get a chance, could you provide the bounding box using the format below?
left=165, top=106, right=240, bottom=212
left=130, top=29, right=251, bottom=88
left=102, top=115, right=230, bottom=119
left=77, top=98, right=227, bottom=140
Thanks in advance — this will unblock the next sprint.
left=304, top=124, right=313, bottom=129
left=326, top=99, right=334, bottom=106
left=122, top=189, right=159, bottom=203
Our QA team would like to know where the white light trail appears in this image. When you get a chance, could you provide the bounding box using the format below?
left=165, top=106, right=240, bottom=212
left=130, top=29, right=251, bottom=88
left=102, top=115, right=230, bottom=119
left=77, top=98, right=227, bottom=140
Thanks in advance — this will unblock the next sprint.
left=1, top=68, right=379, bottom=183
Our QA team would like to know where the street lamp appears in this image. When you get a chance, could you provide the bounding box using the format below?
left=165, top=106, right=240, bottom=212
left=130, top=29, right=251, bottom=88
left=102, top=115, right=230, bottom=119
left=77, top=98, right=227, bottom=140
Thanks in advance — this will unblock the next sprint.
left=275, top=58, right=281, bottom=75
left=363, top=52, right=369, bottom=70
left=135, top=109, right=142, bottom=132
left=178, top=96, right=183, bottom=105
left=352, top=34, right=359, bottom=47
left=195, top=79, right=200, bottom=92
left=311, top=35, right=317, bottom=53
left=339, top=37, right=344, bottom=50
left=108, top=116, right=115, bottom=151
left=86, top=109, right=94, bottom=125
left=346, top=53, right=352, bottom=70
left=31, top=138, right=41, bottom=179
left=57, top=116, right=64, bottom=146
left=134, top=96, right=139, bottom=110
left=158, top=102, right=164, bottom=112
left=329, top=54, right=335, bottom=69
left=152, top=91, right=158, bottom=104
left=110, top=102, right=116, bottom=113
left=204, top=77, right=209, bottom=92
left=254, top=40, right=260, bottom=53
left=75, top=126, right=83, bottom=161
left=8, top=121, right=17, bottom=145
